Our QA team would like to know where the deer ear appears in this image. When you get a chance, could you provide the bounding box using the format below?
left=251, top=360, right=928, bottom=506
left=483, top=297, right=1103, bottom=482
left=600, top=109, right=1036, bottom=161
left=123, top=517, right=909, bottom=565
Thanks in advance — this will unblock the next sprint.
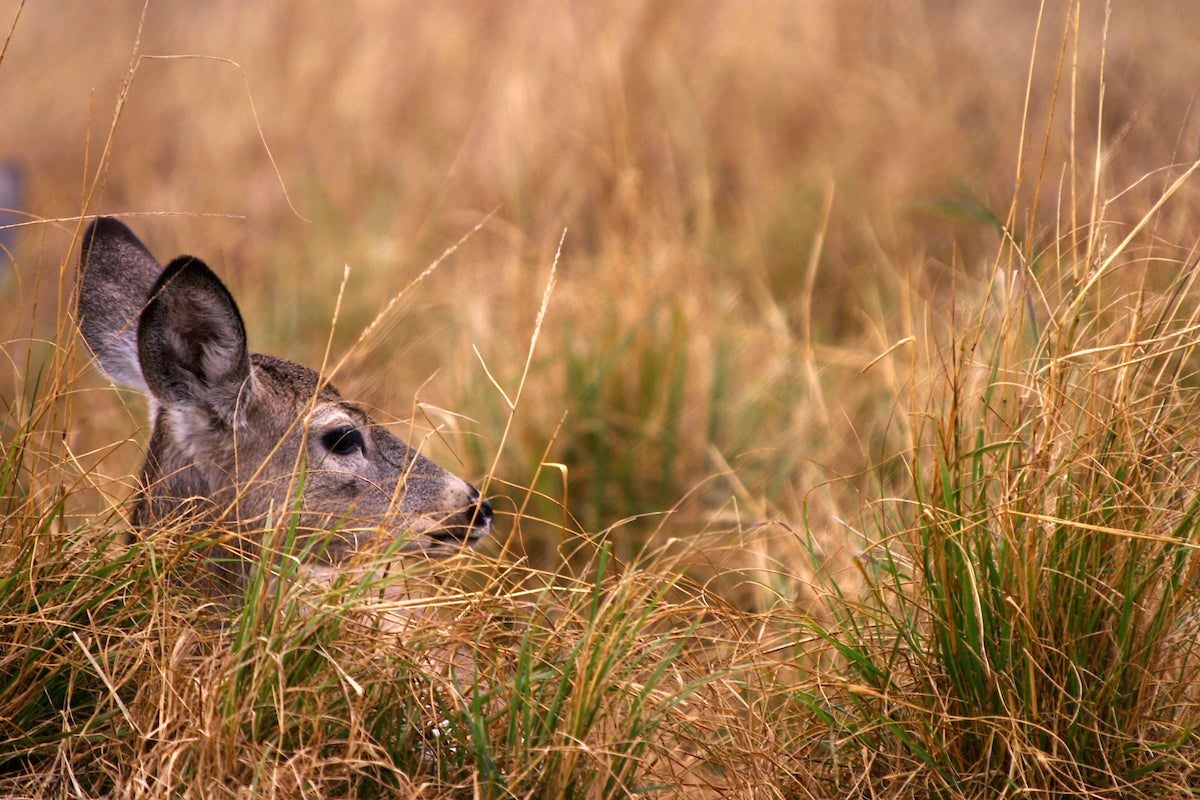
left=137, top=255, right=253, bottom=422
left=77, top=218, right=164, bottom=394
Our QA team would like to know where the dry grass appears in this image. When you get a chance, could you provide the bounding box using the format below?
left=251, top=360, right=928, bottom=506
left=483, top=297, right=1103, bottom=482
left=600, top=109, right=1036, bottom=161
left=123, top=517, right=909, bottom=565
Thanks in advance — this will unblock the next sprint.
left=6, top=1, right=1200, bottom=797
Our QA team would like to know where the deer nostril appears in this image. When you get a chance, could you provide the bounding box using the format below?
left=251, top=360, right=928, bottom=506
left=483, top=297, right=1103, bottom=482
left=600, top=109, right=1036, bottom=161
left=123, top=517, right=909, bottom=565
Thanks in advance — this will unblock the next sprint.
left=473, top=496, right=494, bottom=529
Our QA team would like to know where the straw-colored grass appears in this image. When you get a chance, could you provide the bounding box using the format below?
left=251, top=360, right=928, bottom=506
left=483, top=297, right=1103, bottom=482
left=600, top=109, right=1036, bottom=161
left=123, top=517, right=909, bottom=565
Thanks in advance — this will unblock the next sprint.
left=5, top=1, right=1200, bottom=797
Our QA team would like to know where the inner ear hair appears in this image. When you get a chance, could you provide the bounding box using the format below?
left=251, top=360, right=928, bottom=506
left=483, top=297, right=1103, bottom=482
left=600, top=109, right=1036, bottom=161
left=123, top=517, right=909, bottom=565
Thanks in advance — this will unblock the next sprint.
left=137, top=255, right=253, bottom=417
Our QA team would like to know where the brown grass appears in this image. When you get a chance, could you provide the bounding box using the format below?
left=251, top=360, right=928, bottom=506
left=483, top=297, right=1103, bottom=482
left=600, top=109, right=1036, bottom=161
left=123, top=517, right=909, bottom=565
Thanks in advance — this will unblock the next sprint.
left=6, top=1, right=1200, bottom=797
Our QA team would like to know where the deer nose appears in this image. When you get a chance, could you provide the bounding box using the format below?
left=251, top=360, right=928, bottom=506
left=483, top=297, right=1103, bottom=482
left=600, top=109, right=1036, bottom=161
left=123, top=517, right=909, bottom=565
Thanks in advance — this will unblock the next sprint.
left=429, top=485, right=492, bottom=546
left=470, top=492, right=494, bottom=532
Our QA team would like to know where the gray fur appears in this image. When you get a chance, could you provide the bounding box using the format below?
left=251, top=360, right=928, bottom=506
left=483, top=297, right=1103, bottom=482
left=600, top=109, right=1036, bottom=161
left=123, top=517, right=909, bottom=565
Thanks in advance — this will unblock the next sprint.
left=79, top=219, right=162, bottom=393
left=77, top=218, right=491, bottom=588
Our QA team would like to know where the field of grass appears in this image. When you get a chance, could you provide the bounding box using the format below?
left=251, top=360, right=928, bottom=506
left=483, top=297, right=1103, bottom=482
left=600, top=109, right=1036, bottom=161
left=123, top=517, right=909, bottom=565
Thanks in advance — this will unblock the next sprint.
left=6, top=1, right=1200, bottom=797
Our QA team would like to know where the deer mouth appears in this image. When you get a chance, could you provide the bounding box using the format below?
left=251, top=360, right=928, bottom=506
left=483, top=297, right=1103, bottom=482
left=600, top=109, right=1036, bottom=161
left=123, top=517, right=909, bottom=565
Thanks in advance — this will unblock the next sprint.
left=329, top=497, right=492, bottom=558
left=421, top=499, right=493, bottom=549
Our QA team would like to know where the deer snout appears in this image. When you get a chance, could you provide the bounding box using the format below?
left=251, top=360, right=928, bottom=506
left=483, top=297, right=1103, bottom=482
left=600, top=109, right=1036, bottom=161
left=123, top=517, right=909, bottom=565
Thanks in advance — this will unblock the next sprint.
left=428, top=483, right=492, bottom=546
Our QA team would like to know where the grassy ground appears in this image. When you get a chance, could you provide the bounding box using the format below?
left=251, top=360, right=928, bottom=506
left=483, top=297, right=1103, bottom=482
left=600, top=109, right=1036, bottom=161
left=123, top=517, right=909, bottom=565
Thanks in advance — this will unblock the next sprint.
left=6, top=1, right=1200, bottom=797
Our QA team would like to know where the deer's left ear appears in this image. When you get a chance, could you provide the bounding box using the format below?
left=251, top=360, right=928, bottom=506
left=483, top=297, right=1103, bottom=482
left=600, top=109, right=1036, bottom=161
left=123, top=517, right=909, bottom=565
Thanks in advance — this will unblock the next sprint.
left=137, top=255, right=254, bottom=424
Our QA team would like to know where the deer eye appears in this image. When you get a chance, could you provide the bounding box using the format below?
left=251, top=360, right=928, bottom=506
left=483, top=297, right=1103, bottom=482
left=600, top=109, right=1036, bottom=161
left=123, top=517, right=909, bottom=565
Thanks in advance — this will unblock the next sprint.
left=321, top=424, right=365, bottom=456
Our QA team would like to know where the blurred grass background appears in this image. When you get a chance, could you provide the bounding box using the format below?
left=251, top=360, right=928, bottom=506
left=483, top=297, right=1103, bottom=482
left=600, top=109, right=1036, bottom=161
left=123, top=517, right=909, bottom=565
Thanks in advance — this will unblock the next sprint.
left=0, top=0, right=1156, bottom=575
left=4, top=1, right=1198, bottom=575
left=7, top=2, right=1200, bottom=796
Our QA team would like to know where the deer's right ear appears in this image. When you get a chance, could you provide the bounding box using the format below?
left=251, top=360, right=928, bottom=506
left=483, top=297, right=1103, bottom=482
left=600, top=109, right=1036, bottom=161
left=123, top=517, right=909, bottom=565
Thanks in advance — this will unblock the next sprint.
left=137, top=256, right=254, bottom=424
left=77, top=218, right=164, bottom=394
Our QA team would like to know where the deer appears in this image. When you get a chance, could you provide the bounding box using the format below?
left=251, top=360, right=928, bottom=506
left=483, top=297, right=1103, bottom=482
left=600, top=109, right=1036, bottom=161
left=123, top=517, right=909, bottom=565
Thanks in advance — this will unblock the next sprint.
left=76, top=218, right=492, bottom=594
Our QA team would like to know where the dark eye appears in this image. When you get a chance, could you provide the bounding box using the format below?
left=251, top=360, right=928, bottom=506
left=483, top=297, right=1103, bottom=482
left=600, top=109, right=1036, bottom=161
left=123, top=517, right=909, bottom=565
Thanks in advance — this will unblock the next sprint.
left=322, top=424, right=365, bottom=456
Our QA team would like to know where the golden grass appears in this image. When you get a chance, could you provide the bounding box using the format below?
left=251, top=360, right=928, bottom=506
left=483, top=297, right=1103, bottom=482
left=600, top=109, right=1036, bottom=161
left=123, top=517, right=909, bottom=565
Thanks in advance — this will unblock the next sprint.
left=6, top=1, right=1200, bottom=797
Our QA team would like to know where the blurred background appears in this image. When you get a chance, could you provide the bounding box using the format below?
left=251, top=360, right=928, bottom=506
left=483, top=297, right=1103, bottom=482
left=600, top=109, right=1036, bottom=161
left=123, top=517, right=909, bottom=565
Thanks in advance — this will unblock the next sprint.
left=3, top=1, right=1199, bottom=591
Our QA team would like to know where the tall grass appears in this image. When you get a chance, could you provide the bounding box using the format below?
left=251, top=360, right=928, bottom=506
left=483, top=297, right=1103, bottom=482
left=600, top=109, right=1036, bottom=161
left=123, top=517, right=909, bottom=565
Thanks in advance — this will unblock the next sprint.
left=804, top=280, right=1200, bottom=794
left=786, top=11, right=1200, bottom=788
left=6, top=1, right=1200, bottom=797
